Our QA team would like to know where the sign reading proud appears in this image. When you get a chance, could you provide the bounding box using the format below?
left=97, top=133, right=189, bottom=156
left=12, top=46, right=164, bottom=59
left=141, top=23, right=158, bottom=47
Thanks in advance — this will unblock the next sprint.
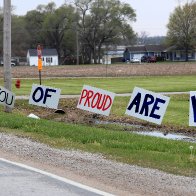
left=125, top=87, right=170, bottom=125
left=77, top=85, right=115, bottom=116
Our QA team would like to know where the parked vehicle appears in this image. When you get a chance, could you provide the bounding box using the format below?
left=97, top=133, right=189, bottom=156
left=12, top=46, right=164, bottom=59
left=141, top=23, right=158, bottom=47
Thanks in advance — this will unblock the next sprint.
left=130, top=58, right=140, bottom=63
left=141, top=56, right=148, bottom=62
left=0, top=59, right=17, bottom=66
left=141, top=56, right=157, bottom=63
left=156, top=56, right=166, bottom=61
left=148, top=56, right=157, bottom=63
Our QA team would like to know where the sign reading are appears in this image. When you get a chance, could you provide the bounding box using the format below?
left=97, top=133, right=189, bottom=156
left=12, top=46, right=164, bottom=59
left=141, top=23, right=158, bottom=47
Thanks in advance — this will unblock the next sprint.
left=29, top=84, right=61, bottom=109
left=189, top=91, right=196, bottom=126
left=77, top=85, right=115, bottom=116
left=0, top=86, right=15, bottom=108
left=125, top=87, right=170, bottom=125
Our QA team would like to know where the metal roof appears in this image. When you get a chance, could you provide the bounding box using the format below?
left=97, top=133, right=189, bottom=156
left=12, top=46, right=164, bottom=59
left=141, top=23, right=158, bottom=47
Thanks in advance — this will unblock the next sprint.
left=145, top=45, right=167, bottom=52
left=105, top=50, right=124, bottom=55
left=127, top=45, right=167, bottom=52
left=28, top=49, right=58, bottom=56
left=127, top=45, right=146, bottom=52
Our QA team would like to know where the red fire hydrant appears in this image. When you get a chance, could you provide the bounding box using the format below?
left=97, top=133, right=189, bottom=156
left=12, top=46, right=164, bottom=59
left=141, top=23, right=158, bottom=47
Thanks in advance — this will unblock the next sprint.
left=15, top=79, right=21, bottom=88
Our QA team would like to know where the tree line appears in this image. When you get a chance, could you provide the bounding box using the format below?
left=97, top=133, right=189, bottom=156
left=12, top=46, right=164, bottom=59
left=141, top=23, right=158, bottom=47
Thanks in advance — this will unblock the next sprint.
left=0, top=0, right=195, bottom=64
left=0, top=0, right=136, bottom=64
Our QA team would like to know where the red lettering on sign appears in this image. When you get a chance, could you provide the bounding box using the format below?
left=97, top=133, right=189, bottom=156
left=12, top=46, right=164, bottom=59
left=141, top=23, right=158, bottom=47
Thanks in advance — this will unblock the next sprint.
left=78, top=89, right=113, bottom=111
left=91, top=93, right=100, bottom=108
left=79, top=89, right=88, bottom=104
left=102, top=95, right=112, bottom=111
left=97, top=94, right=106, bottom=109
left=84, top=90, right=94, bottom=107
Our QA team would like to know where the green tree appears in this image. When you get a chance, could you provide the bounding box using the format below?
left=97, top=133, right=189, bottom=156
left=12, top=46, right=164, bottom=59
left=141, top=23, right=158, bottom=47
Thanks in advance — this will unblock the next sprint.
left=0, top=7, right=29, bottom=57
left=24, top=2, right=77, bottom=64
left=24, top=3, right=57, bottom=49
left=166, top=1, right=196, bottom=61
left=12, top=15, right=30, bottom=56
left=42, top=4, right=76, bottom=63
left=75, top=0, right=136, bottom=63
left=25, top=8, right=46, bottom=49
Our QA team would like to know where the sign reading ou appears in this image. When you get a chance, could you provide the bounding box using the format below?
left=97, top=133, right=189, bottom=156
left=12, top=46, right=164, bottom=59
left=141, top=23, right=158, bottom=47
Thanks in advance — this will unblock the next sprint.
left=125, top=87, right=170, bottom=125
left=77, top=85, right=115, bottom=116
left=29, top=84, right=61, bottom=109
left=0, top=86, right=15, bottom=108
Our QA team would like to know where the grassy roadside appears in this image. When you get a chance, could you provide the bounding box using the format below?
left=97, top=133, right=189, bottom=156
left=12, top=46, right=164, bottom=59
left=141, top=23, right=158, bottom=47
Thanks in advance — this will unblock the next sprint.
left=0, top=111, right=195, bottom=177
left=0, top=75, right=196, bottom=95
left=0, top=93, right=196, bottom=177
left=0, top=75, right=196, bottom=177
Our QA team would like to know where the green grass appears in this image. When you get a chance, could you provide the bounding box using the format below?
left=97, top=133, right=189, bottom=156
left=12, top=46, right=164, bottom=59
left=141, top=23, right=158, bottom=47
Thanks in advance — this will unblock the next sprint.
left=1, top=75, right=196, bottom=176
left=0, top=111, right=195, bottom=177
left=2, top=75, right=196, bottom=95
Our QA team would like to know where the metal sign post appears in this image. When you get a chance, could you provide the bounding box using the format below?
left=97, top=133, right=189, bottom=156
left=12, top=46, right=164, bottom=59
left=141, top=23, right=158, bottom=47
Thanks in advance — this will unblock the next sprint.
left=37, top=45, right=42, bottom=85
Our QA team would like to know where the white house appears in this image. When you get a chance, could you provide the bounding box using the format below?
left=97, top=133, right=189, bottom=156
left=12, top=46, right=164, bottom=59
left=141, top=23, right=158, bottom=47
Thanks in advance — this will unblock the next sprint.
left=27, top=49, right=59, bottom=66
left=102, top=50, right=125, bottom=64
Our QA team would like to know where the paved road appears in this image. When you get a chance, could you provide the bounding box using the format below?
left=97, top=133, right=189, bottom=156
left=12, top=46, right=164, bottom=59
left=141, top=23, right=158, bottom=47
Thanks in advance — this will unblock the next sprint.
left=0, top=158, right=113, bottom=196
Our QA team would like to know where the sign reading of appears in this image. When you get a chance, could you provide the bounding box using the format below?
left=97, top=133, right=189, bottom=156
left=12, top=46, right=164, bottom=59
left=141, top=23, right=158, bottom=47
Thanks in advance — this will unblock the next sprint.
left=0, top=86, right=15, bottom=108
left=125, top=87, right=170, bottom=125
left=29, top=84, right=61, bottom=109
left=77, top=85, right=115, bottom=116
left=189, top=91, right=196, bottom=126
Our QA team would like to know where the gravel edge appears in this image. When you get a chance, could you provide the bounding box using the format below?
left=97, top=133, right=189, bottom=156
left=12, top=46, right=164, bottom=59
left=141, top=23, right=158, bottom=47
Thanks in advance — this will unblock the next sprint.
left=0, top=132, right=196, bottom=196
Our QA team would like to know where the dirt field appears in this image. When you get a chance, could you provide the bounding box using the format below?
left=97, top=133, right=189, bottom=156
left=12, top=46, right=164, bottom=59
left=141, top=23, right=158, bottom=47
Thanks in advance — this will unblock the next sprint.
left=0, top=62, right=196, bottom=78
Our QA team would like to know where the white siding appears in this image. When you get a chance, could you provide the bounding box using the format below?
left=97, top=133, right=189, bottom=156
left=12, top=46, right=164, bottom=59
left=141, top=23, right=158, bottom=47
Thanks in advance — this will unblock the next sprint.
left=29, top=57, right=38, bottom=66
left=28, top=55, right=58, bottom=66
left=132, top=54, right=143, bottom=59
left=42, top=55, right=58, bottom=66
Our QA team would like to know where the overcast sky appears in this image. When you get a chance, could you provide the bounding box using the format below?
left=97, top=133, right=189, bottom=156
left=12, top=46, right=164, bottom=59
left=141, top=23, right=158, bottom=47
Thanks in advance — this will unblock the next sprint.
left=0, top=0, right=188, bottom=36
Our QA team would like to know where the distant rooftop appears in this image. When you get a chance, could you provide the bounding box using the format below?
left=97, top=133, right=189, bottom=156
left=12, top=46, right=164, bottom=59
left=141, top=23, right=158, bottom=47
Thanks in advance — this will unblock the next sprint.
left=28, top=49, right=58, bottom=56
left=127, top=44, right=167, bottom=52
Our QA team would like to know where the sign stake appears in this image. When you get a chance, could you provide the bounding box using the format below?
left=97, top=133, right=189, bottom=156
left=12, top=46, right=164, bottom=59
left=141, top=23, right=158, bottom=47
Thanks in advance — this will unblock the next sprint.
left=37, top=45, right=43, bottom=85
left=39, top=70, right=42, bottom=85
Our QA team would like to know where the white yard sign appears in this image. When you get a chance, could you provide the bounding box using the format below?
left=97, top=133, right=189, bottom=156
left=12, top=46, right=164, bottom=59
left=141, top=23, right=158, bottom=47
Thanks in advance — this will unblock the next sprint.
left=125, top=87, right=170, bottom=125
left=77, top=85, right=115, bottom=116
left=0, top=86, right=15, bottom=108
left=29, top=84, right=61, bottom=109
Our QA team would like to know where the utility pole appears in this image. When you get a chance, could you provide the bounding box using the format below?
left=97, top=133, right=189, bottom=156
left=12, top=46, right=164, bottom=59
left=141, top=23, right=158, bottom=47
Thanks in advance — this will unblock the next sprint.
left=3, top=0, right=12, bottom=113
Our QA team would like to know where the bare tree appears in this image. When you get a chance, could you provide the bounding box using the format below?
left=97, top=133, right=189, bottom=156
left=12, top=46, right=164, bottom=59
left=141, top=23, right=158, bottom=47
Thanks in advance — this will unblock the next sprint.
left=137, top=31, right=149, bottom=45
